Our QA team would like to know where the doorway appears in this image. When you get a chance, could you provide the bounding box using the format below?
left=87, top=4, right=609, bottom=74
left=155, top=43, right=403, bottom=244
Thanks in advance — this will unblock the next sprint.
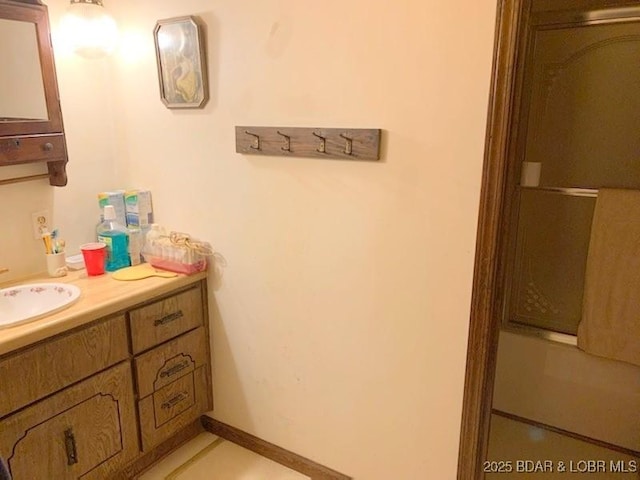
left=457, top=0, right=640, bottom=478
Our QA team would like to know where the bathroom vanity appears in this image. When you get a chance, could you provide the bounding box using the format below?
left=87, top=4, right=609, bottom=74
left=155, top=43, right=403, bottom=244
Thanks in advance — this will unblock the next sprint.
left=0, top=271, right=212, bottom=479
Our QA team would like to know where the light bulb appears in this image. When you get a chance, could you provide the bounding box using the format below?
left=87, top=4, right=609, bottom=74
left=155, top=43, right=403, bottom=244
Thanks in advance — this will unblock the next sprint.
left=60, top=0, right=118, bottom=59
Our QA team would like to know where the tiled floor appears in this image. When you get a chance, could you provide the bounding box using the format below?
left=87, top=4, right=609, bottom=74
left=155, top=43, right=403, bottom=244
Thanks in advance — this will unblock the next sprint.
left=139, top=433, right=311, bottom=480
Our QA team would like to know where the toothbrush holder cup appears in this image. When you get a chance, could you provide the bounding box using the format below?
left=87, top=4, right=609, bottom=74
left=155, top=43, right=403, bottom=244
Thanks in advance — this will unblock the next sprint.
left=46, top=252, right=68, bottom=277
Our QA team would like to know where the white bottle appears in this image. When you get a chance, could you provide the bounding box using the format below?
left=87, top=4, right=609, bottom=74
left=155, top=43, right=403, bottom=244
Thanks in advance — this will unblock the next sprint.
left=127, top=227, right=142, bottom=266
left=143, top=224, right=165, bottom=259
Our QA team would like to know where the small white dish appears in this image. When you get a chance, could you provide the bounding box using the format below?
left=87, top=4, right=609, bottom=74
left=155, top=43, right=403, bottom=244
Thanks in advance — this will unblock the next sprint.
left=65, top=253, right=85, bottom=270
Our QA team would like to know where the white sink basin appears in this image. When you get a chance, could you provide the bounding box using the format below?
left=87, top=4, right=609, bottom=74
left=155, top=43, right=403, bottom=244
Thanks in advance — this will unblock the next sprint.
left=0, top=283, right=81, bottom=329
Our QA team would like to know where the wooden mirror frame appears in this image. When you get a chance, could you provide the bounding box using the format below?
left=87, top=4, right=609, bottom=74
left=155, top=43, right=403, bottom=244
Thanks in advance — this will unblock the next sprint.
left=0, top=0, right=63, bottom=135
left=0, top=0, right=68, bottom=186
left=457, top=0, right=640, bottom=478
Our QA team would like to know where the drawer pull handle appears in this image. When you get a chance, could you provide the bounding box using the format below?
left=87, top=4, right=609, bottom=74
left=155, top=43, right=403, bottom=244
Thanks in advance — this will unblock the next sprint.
left=43, top=142, right=54, bottom=152
left=160, top=360, right=190, bottom=378
left=153, top=310, right=184, bottom=327
left=64, top=428, right=78, bottom=466
left=161, top=391, right=189, bottom=410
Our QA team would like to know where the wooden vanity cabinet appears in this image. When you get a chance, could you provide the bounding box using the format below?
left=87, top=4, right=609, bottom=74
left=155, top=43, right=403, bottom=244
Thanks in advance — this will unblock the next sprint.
left=130, top=285, right=210, bottom=451
left=134, top=326, right=210, bottom=451
left=0, top=314, right=128, bottom=418
left=0, top=362, right=138, bottom=480
left=0, top=279, right=212, bottom=479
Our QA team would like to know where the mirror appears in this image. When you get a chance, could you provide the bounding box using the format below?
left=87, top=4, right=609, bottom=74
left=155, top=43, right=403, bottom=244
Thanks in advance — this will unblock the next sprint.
left=458, top=1, right=640, bottom=478
left=0, top=17, right=48, bottom=121
left=0, top=0, right=68, bottom=186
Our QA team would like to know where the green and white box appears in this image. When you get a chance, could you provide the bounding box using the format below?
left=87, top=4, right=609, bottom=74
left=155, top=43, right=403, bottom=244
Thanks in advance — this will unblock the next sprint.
left=125, top=190, right=154, bottom=227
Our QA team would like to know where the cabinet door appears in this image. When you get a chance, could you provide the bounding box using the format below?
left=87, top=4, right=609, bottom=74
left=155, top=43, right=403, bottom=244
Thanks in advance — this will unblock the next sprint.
left=0, top=362, right=138, bottom=480
left=0, top=314, right=128, bottom=418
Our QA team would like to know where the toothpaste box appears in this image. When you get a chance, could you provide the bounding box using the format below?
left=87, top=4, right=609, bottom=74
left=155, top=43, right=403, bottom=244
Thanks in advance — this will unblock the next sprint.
left=124, top=190, right=154, bottom=227
left=97, top=191, right=126, bottom=226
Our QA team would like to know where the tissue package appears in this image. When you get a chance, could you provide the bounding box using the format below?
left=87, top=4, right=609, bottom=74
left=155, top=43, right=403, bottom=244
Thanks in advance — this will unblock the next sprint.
left=125, top=190, right=154, bottom=227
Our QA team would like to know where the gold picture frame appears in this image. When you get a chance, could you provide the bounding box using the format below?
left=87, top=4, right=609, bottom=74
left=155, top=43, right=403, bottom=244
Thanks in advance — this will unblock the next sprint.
left=153, top=16, right=208, bottom=109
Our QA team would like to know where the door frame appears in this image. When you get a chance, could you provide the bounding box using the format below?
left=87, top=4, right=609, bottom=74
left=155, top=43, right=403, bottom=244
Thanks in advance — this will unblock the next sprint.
left=456, top=0, right=526, bottom=478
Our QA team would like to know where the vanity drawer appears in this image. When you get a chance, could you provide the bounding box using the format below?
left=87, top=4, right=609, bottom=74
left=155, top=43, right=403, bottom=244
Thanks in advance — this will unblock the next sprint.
left=134, top=327, right=208, bottom=399
left=0, top=134, right=67, bottom=165
left=0, top=362, right=138, bottom=480
left=0, top=314, right=128, bottom=418
left=129, top=286, right=203, bottom=354
left=138, top=365, right=210, bottom=451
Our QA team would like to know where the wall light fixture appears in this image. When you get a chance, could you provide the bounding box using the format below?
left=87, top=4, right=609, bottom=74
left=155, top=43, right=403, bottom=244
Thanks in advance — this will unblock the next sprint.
left=60, top=0, right=118, bottom=59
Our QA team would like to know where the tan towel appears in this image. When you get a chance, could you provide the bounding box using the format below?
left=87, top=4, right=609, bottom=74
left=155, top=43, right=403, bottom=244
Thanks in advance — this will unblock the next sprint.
left=577, top=188, right=640, bottom=366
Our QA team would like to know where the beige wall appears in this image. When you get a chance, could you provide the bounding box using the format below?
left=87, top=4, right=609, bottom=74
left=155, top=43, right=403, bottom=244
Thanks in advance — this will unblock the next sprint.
left=1, top=1, right=497, bottom=478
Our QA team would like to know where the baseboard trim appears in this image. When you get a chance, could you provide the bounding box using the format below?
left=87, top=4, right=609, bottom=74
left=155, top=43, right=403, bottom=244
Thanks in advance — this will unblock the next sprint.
left=201, top=415, right=352, bottom=480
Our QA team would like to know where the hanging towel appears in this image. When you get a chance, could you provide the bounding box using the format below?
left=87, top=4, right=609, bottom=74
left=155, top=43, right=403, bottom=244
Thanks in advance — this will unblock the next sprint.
left=0, top=457, right=11, bottom=480
left=577, top=188, right=640, bottom=366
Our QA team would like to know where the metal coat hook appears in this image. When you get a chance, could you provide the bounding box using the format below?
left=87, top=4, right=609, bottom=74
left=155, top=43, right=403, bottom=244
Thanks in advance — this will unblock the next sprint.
left=312, top=131, right=326, bottom=153
left=235, top=126, right=380, bottom=160
left=277, top=131, right=291, bottom=152
left=340, top=133, right=353, bottom=155
left=245, top=130, right=261, bottom=150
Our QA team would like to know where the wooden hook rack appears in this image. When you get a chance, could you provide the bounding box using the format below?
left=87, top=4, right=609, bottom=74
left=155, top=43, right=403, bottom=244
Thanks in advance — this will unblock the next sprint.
left=235, top=126, right=381, bottom=161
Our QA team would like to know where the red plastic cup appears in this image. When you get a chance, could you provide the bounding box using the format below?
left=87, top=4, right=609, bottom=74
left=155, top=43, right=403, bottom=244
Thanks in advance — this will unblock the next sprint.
left=80, top=242, right=107, bottom=276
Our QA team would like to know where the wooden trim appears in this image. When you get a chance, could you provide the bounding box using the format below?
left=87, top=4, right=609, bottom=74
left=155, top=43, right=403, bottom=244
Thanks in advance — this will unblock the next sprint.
left=532, top=0, right=640, bottom=14
left=199, top=280, right=214, bottom=415
left=6, top=0, right=43, bottom=5
left=492, top=410, right=640, bottom=458
left=201, top=415, right=351, bottom=480
left=0, top=1, right=63, bottom=135
left=235, top=126, right=381, bottom=161
left=0, top=173, right=48, bottom=186
left=456, top=0, right=527, bottom=479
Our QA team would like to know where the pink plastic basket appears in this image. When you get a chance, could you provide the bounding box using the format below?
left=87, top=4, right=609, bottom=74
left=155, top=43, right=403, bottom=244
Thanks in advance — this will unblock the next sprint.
left=144, top=255, right=207, bottom=275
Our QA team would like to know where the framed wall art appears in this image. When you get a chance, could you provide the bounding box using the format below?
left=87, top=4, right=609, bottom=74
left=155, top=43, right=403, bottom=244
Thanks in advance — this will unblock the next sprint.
left=153, top=16, right=208, bottom=109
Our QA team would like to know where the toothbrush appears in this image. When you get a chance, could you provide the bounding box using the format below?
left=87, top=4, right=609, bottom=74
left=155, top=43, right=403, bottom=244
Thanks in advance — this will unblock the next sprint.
left=42, top=232, right=52, bottom=254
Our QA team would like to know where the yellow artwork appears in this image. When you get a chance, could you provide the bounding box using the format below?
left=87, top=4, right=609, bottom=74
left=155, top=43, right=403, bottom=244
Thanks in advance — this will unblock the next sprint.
left=154, top=17, right=208, bottom=108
